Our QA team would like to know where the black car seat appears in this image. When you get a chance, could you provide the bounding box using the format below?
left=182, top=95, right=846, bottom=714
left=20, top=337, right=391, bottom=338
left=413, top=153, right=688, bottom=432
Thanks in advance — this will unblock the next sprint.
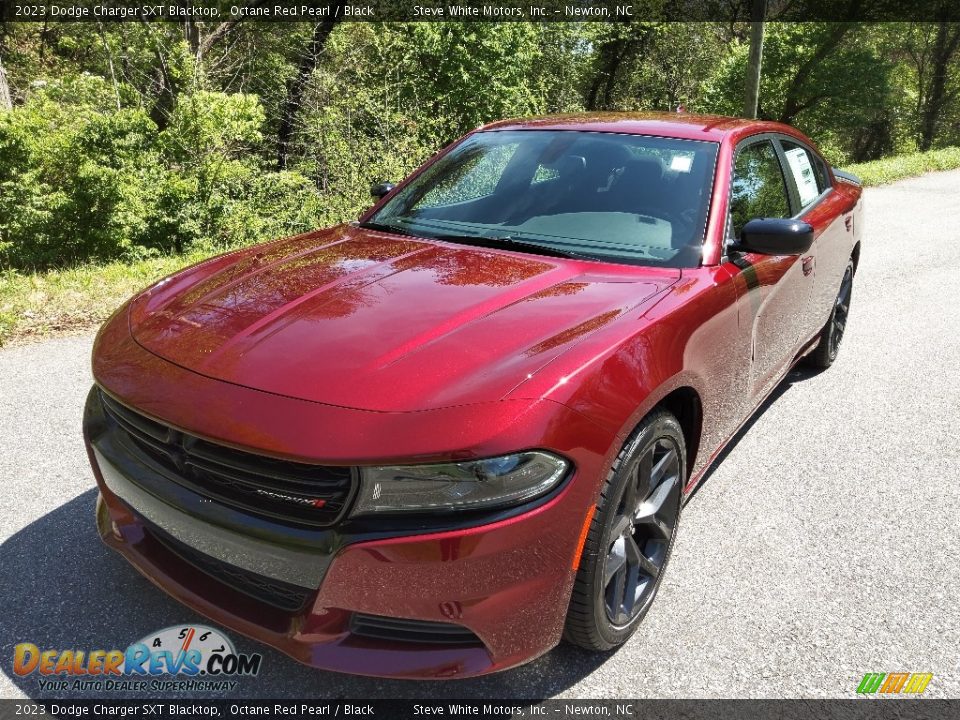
left=503, top=154, right=587, bottom=224
left=603, top=157, right=669, bottom=216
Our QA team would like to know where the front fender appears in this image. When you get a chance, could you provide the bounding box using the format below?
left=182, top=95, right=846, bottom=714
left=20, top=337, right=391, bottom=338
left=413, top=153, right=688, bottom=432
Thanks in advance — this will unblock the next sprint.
left=508, top=266, right=743, bottom=483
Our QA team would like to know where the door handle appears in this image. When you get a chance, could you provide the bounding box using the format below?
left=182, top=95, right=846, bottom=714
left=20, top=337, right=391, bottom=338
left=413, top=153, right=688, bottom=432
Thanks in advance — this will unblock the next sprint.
left=802, top=255, right=815, bottom=276
left=844, top=215, right=853, bottom=232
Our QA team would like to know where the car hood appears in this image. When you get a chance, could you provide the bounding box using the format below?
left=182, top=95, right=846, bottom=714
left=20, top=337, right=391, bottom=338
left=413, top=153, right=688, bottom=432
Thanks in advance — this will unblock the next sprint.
left=129, top=225, right=678, bottom=411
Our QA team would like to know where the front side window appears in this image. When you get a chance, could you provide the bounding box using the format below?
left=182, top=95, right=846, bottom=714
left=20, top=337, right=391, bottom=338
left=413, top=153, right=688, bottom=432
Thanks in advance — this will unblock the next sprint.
left=369, top=130, right=719, bottom=268
left=730, top=140, right=791, bottom=237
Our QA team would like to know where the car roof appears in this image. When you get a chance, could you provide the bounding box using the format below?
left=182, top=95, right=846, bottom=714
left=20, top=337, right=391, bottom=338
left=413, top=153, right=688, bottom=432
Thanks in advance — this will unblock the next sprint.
left=480, top=112, right=797, bottom=144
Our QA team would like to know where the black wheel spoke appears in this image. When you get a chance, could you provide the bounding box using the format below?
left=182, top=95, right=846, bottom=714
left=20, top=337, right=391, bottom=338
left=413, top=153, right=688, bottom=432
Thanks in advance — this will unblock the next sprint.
left=650, top=446, right=676, bottom=486
left=838, top=277, right=852, bottom=306
left=609, top=563, right=627, bottom=622
left=636, top=510, right=672, bottom=539
left=626, top=535, right=659, bottom=580
left=635, top=449, right=653, bottom=499
left=620, top=563, right=642, bottom=619
left=827, top=269, right=853, bottom=358
left=836, top=274, right=852, bottom=322
left=604, top=536, right=627, bottom=584
left=635, top=452, right=679, bottom=525
left=622, top=464, right=640, bottom=515
left=635, top=478, right=674, bottom=523
left=610, top=514, right=631, bottom=540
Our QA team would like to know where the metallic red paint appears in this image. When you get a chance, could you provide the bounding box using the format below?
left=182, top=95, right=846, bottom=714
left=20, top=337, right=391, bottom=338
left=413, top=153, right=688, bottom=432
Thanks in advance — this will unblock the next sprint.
left=86, top=113, right=863, bottom=678
left=128, top=227, right=676, bottom=412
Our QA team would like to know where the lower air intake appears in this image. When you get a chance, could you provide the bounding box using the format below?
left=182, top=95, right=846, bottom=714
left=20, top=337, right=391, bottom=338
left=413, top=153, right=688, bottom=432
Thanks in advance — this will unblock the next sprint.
left=349, top=613, right=482, bottom=646
left=148, top=523, right=314, bottom=613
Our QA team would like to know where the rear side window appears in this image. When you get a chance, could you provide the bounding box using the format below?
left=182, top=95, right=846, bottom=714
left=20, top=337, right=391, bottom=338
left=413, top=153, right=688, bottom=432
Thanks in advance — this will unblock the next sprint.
left=780, top=140, right=826, bottom=207
left=730, top=140, right=791, bottom=237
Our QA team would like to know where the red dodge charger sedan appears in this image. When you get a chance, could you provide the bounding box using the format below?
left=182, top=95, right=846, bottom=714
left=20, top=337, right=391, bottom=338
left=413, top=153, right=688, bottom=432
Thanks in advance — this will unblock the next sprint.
left=85, top=113, right=862, bottom=678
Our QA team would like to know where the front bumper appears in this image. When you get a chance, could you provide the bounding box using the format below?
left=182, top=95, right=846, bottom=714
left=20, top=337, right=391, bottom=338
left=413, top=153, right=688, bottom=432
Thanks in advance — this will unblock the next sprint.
left=92, top=456, right=582, bottom=678
left=85, top=309, right=616, bottom=678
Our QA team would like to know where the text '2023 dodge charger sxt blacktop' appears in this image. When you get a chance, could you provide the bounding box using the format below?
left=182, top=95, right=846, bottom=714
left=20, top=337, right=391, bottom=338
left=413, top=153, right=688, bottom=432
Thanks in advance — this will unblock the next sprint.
left=85, top=113, right=862, bottom=679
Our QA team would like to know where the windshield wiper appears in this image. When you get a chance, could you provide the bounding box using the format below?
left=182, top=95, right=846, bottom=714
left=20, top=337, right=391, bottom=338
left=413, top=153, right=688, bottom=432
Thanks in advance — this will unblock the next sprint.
left=431, top=233, right=588, bottom=261
left=360, top=221, right=590, bottom=260
left=356, top=220, right=418, bottom=237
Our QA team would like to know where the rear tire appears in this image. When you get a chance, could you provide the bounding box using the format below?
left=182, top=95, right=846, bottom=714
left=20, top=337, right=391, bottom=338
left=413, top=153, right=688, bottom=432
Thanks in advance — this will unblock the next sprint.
left=564, top=409, right=685, bottom=651
left=806, top=260, right=854, bottom=369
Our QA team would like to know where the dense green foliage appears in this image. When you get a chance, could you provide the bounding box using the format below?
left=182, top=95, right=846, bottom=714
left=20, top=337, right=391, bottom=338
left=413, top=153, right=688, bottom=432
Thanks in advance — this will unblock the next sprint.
left=846, top=146, right=960, bottom=185
left=1, top=20, right=959, bottom=271
left=0, top=75, right=325, bottom=266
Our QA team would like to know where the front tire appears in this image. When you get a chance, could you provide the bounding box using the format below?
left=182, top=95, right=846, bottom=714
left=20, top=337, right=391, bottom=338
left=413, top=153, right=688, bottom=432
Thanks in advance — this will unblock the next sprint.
left=564, top=409, right=685, bottom=651
left=806, top=259, right=854, bottom=369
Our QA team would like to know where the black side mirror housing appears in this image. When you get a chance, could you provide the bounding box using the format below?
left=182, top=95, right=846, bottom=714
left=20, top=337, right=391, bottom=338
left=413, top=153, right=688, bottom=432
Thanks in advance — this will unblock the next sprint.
left=732, top=218, right=814, bottom=256
left=371, top=181, right=396, bottom=200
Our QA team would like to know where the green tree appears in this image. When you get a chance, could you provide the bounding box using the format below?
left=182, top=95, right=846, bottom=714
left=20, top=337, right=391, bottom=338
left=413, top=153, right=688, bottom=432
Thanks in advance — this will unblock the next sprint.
left=702, top=24, right=895, bottom=162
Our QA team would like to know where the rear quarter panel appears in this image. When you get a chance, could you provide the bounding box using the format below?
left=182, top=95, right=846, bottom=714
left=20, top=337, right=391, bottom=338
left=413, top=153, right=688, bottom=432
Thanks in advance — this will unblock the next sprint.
left=805, top=171, right=863, bottom=326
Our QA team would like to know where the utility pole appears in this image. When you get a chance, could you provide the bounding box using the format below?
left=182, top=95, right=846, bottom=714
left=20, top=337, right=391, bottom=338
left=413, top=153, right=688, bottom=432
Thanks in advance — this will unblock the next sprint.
left=743, top=0, right=766, bottom=119
left=0, top=55, right=12, bottom=110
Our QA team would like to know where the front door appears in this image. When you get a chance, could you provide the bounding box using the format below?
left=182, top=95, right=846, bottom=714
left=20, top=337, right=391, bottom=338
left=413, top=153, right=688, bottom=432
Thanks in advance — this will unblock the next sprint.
left=726, top=138, right=814, bottom=402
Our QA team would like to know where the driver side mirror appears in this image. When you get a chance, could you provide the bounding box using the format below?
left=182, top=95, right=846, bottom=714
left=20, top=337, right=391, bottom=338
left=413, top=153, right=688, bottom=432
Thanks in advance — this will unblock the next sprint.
left=731, top=218, right=814, bottom=256
left=370, top=181, right=396, bottom=200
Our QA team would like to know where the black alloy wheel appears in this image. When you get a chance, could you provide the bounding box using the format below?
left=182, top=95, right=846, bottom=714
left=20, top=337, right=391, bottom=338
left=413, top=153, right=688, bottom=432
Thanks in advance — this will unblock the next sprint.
left=602, top=436, right=681, bottom=627
left=828, top=265, right=853, bottom=358
left=807, top=258, right=855, bottom=369
left=564, top=409, right=685, bottom=650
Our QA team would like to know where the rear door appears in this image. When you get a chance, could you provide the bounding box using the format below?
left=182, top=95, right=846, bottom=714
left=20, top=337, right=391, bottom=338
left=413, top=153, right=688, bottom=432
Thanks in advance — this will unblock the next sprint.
left=775, top=136, right=847, bottom=332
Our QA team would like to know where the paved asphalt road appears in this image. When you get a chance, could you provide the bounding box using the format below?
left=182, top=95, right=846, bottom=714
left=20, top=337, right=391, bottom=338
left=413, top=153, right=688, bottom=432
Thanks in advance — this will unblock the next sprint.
left=1, top=170, right=958, bottom=701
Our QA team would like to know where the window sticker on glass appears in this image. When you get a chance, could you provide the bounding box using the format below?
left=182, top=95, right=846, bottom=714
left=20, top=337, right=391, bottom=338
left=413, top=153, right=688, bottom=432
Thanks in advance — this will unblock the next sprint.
left=784, top=146, right=819, bottom=206
left=670, top=153, right=694, bottom=173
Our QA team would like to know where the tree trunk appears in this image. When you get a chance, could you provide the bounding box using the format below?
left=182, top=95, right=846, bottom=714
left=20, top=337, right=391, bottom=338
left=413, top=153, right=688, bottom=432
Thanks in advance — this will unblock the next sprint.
left=276, top=19, right=340, bottom=171
left=586, top=25, right=627, bottom=111
left=183, top=18, right=201, bottom=59
left=193, top=0, right=270, bottom=63
left=919, top=17, right=960, bottom=151
left=743, top=21, right=765, bottom=118
left=142, top=2, right=266, bottom=130
left=97, top=23, right=122, bottom=110
left=584, top=23, right=654, bottom=111
left=0, top=55, right=11, bottom=111
left=147, top=55, right=178, bottom=130
left=778, top=23, right=852, bottom=124
left=584, top=51, right=614, bottom=111
left=599, top=47, right=627, bottom=109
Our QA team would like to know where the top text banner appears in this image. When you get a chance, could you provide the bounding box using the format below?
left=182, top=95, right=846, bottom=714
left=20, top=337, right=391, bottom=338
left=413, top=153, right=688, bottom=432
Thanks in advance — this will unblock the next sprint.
left=4, top=0, right=958, bottom=22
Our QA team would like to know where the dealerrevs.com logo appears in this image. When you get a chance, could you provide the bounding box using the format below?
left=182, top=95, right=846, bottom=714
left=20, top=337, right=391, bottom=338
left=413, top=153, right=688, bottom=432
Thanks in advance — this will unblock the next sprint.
left=13, top=625, right=262, bottom=693
left=857, top=672, right=934, bottom=695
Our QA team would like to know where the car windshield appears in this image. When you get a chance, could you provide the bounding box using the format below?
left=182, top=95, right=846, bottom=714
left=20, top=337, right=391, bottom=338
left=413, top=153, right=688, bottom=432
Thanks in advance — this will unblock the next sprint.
left=369, top=130, right=719, bottom=268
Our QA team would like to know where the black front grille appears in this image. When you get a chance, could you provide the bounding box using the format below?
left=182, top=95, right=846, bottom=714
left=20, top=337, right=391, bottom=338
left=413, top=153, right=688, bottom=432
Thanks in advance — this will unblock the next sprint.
left=99, top=390, right=355, bottom=528
left=147, top=523, right=314, bottom=612
left=350, top=613, right=482, bottom=646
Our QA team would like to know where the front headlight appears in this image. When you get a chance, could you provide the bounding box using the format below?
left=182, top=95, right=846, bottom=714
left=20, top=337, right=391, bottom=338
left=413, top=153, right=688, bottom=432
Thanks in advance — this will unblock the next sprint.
left=351, top=451, right=569, bottom=515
